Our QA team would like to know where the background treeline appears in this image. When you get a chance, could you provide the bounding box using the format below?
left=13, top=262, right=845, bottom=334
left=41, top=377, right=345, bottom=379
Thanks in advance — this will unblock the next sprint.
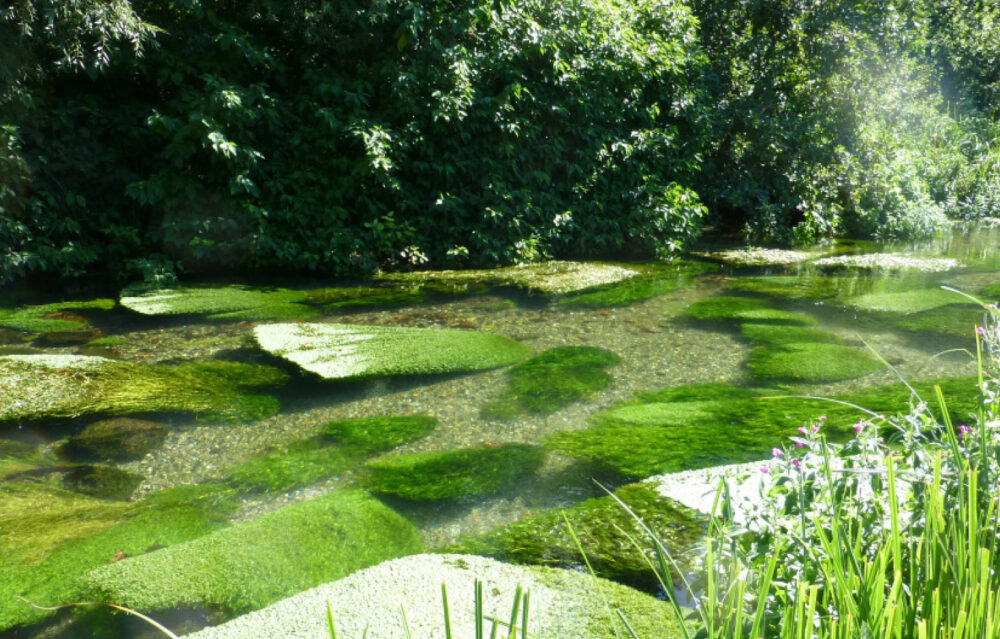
left=1, top=0, right=999, bottom=286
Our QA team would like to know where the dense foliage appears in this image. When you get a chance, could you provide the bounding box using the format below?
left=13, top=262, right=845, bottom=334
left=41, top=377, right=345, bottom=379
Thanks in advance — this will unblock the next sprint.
left=1, top=0, right=998, bottom=285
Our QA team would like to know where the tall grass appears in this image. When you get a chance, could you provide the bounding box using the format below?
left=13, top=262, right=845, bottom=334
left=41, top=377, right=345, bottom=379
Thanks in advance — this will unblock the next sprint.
left=645, top=295, right=1000, bottom=638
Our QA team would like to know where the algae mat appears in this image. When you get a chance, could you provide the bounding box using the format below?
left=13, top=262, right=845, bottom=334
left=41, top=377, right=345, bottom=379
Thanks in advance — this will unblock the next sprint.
left=255, top=323, right=531, bottom=380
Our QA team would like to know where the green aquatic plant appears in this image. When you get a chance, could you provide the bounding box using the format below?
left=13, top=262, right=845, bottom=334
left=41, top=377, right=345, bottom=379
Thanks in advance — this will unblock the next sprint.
left=894, top=303, right=987, bottom=339
left=483, top=347, right=621, bottom=417
left=0, top=483, right=238, bottom=630
left=684, top=296, right=817, bottom=325
left=846, top=287, right=970, bottom=313
left=84, top=490, right=422, bottom=616
left=255, top=322, right=532, bottom=380
left=225, top=441, right=355, bottom=494
left=361, top=444, right=546, bottom=500
left=725, top=275, right=851, bottom=300
left=557, top=261, right=718, bottom=308
left=63, top=465, right=146, bottom=501
left=0, top=299, right=115, bottom=334
left=740, top=323, right=847, bottom=346
left=60, top=418, right=169, bottom=462
left=747, top=342, right=883, bottom=383
left=321, top=415, right=438, bottom=452
left=450, top=483, right=703, bottom=590
left=548, top=378, right=980, bottom=478
left=119, top=285, right=318, bottom=321
left=0, top=356, right=285, bottom=423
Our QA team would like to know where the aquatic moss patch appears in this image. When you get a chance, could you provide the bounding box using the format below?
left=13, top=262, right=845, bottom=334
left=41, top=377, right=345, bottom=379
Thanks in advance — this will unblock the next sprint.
left=747, top=342, right=882, bottom=383
left=684, top=296, right=817, bottom=325
left=726, top=275, right=851, bottom=300
left=84, top=490, right=422, bottom=616
left=180, top=554, right=683, bottom=639
left=894, top=304, right=988, bottom=339
left=556, top=261, right=718, bottom=308
left=847, top=288, right=970, bottom=313
left=60, top=418, right=169, bottom=462
left=255, top=322, right=531, bottom=380
left=362, top=444, right=545, bottom=501
left=695, top=247, right=823, bottom=266
left=483, top=347, right=621, bottom=417
left=63, top=464, right=146, bottom=500
left=377, top=261, right=645, bottom=295
left=225, top=441, right=356, bottom=493
left=549, top=378, right=979, bottom=478
left=321, top=415, right=438, bottom=452
left=740, top=323, right=847, bottom=346
left=450, top=483, right=703, bottom=590
left=0, top=355, right=285, bottom=423
left=0, top=298, right=115, bottom=334
left=119, top=285, right=319, bottom=321
left=0, top=483, right=238, bottom=630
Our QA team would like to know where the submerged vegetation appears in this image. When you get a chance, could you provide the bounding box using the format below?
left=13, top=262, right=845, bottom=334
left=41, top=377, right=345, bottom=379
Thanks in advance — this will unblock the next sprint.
left=361, top=444, right=546, bottom=501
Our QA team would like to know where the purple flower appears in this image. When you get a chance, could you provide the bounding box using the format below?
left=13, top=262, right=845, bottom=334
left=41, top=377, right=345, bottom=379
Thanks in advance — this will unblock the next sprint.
left=791, top=459, right=802, bottom=469
left=812, top=424, right=821, bottom=433
left=854, top=422, right=864, bottom=433
left=772, top=447, right=783, bottom=458
left=977, top=326, right=985, bottom=336
left=795, top=441, right=805, bottom=448
left=760, top=466, right=770, bottom=474
left=797, top=426, right=807, bottom=435
left=958, top=424, right=973, bottom=439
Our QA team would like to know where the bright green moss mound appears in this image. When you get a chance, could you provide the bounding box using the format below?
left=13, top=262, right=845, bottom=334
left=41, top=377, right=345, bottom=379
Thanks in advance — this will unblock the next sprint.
left=726, top=275, right=849, bottom=300
left=321, top=415, right=438, bottom=452
left=119, top=285, right=318, bottom=321
left=684, top=296, right=817, bottom=325
left=84, top=490, right=422, bottom=616
left=847, top=288, right=969, bottom=313
left=549, top=378, right=979, bottom=477
left=227, top=416, right=439, bottom=493
left=483, top=347, right=621, bottom=416
left=0, top=483, right=238, bottom=630
left=747, top=342, right=882, bottom=383
left=362, top=444, right=545, bottom=500
left=0, top=298, right=114, bottom=334
left=0, top=356, right=285, bottom=423
left=740, top=323, right=847, bottom=346
left=557, top=261, right=718, bottom=308
left=226, top=441, right=355, bottom=493
left=255, top=322, right=532, bottom=380
left=449, top=483, right=703, bottom=590
left=894, top=304, right=987, bottom=339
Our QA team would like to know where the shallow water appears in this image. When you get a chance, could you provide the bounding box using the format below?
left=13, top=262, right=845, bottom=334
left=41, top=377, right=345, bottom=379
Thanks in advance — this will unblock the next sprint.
left=2, top=224, right=998, bottom=637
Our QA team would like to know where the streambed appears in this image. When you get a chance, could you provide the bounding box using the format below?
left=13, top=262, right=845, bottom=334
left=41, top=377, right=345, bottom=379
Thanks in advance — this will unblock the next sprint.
left=2, top=225, right=997, bottom=637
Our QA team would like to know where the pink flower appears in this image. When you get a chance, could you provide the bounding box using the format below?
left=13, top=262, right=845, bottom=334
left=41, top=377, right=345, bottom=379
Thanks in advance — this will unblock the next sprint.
left=760, top=466, right=770, bottom=474
left=854, top=422, right=864, bottom=433
left=977, top=326, right=985, bottom=336
left=795, top=441, right=805, bottom=448
left=791, top=459, right=802, bottom=469
left=812, top=424, right=821, bottom=433
left=958, top=424, right=973, bottom=439
left=797, top=427, right=807, bottom=435
left=818, top=415, right=827, bottom=422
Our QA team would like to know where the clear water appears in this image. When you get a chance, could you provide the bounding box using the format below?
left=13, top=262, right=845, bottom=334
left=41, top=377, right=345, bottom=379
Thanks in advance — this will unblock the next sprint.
left=2, top=223, right=998, bottom=637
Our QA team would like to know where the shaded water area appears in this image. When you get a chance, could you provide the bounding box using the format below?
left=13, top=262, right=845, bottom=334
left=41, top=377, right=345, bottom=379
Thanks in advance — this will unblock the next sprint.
left=2, top=224, right=998, bottom=637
